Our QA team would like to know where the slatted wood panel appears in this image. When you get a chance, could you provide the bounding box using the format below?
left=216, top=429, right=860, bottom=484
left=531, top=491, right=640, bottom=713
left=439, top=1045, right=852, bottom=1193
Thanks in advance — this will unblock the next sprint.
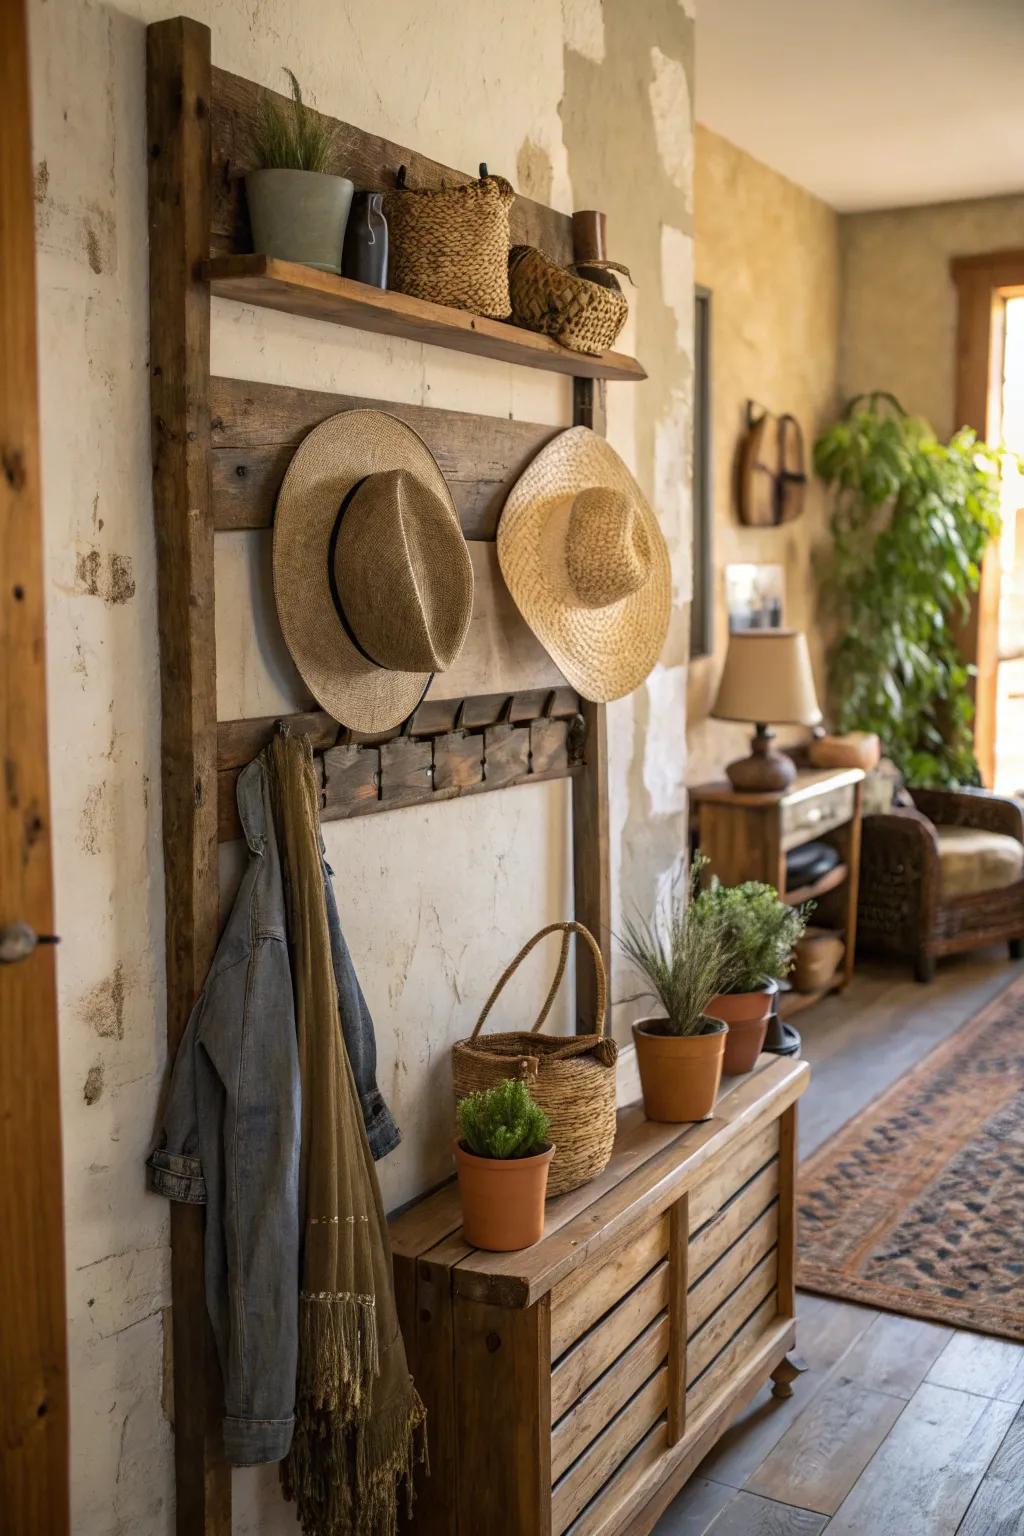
left=687, top=1251, right=779, bottom=1386
left=688, top=1119, right=779, bottom=1230
left=688, top=1294, right=781, bottom=1423
left=688, top=1162, right=779, bottom=1288
left=551, top=1316, right=669, bottom=1482
left=550, top=1217, right=669, bottom=1359
left=552, top=1369, right=668, bottom=1536
left=550, top=1264, right=669, bottom=1423
left=564, top=1424, right=668, bottom=1536
left=209, top=64, right=575, bottom=265
left=687, top=1208, right=779, bottom=1339
left=209, top=375, right=563, bottom=538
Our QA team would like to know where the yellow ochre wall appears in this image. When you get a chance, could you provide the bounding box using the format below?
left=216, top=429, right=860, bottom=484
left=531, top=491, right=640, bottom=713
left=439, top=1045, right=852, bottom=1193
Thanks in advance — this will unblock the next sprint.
left=687, top=124, right=840, bottom=784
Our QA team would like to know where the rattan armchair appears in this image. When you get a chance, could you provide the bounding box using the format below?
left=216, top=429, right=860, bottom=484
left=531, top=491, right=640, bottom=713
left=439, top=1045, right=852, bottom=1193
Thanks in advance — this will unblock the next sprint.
left=857, top=787, right=1024, bottom=982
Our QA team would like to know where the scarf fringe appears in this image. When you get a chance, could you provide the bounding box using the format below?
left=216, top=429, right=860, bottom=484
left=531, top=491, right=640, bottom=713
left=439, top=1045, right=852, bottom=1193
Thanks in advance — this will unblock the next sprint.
left=298, top=1291, right=379, bottom=1416
left=282, top=1382, right=428, bottom=1536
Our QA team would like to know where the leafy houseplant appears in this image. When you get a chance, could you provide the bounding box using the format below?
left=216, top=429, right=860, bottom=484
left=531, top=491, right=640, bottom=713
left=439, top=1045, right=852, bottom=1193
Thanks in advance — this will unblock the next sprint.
left=454, top=1079, right=553, bottom=1251
left=245, top=69, right=354, bottom=275
left=616, top=863, right=741, bottom=1123
left=694, top=879, right=812, bottom=1074
left=815, top=394, right=1004, bottom=787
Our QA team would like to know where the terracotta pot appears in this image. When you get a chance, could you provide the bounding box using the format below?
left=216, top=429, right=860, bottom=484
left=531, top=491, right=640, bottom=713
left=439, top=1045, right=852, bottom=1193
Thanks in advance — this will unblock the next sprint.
left=454, top=1140, right=554, bottom=1251
left=705, top=985, right=775, bottom=1075
left=793, top=927, right=845, bottom=992
left=632, top=1017, right=726, bottom=1123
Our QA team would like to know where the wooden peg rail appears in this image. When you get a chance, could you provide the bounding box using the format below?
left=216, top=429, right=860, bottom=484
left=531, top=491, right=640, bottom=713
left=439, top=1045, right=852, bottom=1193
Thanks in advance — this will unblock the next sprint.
left=216, top=689, right=586, bottom=840
left=149, top=16, right=619, bottom=1534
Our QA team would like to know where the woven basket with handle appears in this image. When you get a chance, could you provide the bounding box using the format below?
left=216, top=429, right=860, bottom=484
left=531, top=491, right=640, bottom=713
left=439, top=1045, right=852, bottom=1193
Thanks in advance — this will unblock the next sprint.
left=383, top=165, right=515, bottom=319
left=508, top=244, right=630, bottom=356
left=452, top=922, right=618, bottom=1198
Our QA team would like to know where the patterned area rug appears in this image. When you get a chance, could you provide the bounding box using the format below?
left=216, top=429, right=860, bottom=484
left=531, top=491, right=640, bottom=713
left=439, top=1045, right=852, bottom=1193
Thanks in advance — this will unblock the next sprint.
left=797, top=972, right=1024, bottom=1340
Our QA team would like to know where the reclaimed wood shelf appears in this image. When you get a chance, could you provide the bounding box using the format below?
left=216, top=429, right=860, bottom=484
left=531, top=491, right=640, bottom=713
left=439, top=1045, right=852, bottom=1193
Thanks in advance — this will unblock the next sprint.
left=391, top=1055, right=809, bottom=1536
left=204, top=254, right=648, bottom=382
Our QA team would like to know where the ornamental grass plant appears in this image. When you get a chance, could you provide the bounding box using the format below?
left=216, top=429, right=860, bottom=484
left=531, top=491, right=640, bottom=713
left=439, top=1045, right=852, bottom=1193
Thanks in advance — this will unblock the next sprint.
left=251, top=68, right=338, bottom=173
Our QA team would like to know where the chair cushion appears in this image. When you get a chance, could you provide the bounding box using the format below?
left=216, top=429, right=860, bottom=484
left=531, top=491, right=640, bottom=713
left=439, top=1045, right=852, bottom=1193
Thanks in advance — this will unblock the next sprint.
left=935, top=825, right=1024, bottom=898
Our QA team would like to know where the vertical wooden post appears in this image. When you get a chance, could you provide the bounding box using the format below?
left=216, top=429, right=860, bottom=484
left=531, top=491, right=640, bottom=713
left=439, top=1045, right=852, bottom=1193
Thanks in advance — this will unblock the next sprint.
left=776, top=1103, right=798, bottom=1321
left=667, top=1196, right=689, bottom=1446
left=453, top=1296, right=552, bottom=1536
left=0, top=0, right=69, bottom=1528
left=572, top=377, right=612, bottom=1031
left=147, top=18, right=230, bottom=1534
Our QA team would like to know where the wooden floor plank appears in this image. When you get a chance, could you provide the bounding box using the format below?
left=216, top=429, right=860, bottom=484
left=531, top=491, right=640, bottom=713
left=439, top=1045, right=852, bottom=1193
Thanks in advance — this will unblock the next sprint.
left=827, top=1381, right=1017, bottom=1536
left=956, top=1403, right=1024, bottom=1535
left=837, top=1310, right=954, bottom=1399
left=649, top=1475, right=733, bottom=1535
left=927, top=1331, right=1024, bottom=1405
left=745, top=1378, right=905, bottom=1514
left=690, top=1490, right=826, bottom=1535
left=691, top=1296, right=877, bottom=1489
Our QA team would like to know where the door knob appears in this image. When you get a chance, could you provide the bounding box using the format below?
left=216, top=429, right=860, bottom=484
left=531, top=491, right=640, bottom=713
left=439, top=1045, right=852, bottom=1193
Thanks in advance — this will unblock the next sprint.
left=0, top=922, right=60, bottom=963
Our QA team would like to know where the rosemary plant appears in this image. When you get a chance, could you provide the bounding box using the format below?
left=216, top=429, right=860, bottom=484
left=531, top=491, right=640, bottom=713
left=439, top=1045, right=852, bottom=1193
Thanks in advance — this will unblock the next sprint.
left=457, top=1079, right=550, bottom=1160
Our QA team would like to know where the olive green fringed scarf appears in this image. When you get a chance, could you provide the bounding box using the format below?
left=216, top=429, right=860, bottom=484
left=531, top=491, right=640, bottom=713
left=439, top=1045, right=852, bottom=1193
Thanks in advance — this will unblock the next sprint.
left=269, top=732, right=426, bottom=1536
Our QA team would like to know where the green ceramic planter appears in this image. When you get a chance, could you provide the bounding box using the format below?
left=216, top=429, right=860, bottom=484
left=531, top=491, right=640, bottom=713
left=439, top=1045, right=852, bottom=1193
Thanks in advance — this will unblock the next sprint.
left=245, top=168, right=354, bottom=274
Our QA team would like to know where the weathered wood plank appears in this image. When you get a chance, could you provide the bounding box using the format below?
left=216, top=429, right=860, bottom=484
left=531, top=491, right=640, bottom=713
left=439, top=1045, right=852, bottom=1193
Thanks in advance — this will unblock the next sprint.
left=687, top=1294, right=780, bottom=1421
left=687, top=1207, right=779, bottom=1340
left=0, top=0, right=69, bottom=1526
left=550, top=1264, right=669, bottom=1425
left=550, top=1217, right=668, bottom=1360
left=453, top=1296, right=552, bottom=1536
left=551, top=1315, right=669, bottom=1483
left=207, top=256, right=645, bottom=381
left=210, top=64, right=574, bottom=264
left=746, top=1378, right=905, bottom=1517
left=209, top=375, right=563, bottom=538
left=687, top=1251, right=779, bottom=1386
left=688, top=1119, right=779, bottom=1232
left=566, top=1423, right=669, bottom=1536
left=688, top=1161, right=779, bottom=1289
left=552, top=1367, right=667, bottom=1536
left=147, top=17, right=231, bottom=1535
left=667, top=1197, right=688, bottom=1447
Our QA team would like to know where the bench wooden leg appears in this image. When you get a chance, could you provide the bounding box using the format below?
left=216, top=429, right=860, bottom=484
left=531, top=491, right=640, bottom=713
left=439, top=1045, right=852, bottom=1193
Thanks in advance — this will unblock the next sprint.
left=770, top=1352, right=808, bottom=1400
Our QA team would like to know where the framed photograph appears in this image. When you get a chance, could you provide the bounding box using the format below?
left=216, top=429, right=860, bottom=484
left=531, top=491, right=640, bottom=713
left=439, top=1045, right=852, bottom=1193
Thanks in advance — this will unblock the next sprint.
left=725, top=563, right=785, bottom=632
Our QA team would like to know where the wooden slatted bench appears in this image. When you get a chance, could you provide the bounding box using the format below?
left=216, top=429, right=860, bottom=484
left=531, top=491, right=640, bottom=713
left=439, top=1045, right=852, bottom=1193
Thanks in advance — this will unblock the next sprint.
left=389, top=1053, right=809, bottom=1535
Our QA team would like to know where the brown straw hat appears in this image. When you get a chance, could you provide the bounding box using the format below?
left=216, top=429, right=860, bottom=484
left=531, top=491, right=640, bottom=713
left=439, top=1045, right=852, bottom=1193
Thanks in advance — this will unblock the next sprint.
left=497, top=427, right=671, bottom=702
left=273, top=410, right=474, bottom=732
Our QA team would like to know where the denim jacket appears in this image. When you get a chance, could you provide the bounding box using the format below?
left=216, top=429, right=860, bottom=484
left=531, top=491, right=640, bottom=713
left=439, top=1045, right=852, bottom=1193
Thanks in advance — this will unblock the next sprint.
left=146, top=755, right=400, bottom=1465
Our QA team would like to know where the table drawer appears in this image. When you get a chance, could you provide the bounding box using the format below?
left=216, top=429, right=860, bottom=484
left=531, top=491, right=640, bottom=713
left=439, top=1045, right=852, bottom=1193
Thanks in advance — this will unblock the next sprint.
left=782, top=782, right=855, bottom=849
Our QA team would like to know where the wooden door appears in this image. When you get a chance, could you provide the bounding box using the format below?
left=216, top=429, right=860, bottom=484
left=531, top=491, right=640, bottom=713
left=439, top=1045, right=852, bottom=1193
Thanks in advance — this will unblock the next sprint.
left=0, top=0, right=70, bottom=1529
left=951, top=248, right=1024, bottom=786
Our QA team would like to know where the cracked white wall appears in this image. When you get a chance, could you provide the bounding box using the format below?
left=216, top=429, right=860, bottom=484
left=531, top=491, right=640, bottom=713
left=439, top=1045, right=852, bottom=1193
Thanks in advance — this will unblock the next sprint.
left=29, top=0, right=694, bottom=1529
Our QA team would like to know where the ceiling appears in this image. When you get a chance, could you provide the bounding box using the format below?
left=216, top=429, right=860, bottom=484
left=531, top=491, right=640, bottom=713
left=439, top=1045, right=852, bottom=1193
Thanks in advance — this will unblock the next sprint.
left=695, top=0, right=1024, bottom=212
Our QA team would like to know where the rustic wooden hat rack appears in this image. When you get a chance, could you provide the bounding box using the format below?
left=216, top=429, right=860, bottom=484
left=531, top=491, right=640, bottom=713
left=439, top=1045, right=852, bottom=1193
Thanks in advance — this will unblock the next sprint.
left=148, top=16, right=645, bottom=1532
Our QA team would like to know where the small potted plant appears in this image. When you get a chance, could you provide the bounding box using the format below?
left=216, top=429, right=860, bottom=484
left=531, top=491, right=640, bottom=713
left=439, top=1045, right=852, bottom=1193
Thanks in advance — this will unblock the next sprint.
left=617, top=866, right=740, bottom=1123
left=694, top=877, right=811, bottom=1075
left=246, top=69, right=354, bottom=274
left=454, top=1079, right=554, bottom=1252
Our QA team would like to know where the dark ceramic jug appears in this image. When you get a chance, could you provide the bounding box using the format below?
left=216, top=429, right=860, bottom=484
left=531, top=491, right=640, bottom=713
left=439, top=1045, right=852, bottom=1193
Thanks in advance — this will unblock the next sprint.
left=342, top=191, right=388, bottom=288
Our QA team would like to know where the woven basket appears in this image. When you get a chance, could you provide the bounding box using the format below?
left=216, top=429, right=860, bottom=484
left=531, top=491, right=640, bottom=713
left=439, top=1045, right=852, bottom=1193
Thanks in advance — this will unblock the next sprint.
left=508, top=245, right=630, bottom=356
left=383, top=166, right=514, bottom=319
left=452, top=922, right=618, bottom=1199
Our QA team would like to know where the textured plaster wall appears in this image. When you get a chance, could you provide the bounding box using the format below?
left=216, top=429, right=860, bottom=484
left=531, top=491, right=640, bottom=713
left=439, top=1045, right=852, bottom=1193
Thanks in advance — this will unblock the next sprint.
left=28, top=0, right=694, bottom=1530
left=840, top=192, right=1024, bottom=441
left=687, top=125, right=839, bottom=784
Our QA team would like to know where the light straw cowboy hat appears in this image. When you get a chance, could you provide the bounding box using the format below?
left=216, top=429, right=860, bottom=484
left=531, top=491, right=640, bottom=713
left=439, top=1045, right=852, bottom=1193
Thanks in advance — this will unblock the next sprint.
left=273, top=410, right=474, bottom=733
left=497, top=427, right=671, bottom=702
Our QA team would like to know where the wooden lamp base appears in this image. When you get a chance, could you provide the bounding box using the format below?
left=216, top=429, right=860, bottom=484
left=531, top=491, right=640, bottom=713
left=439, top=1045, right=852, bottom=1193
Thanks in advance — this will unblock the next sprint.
left=725, top=724, right=796, bottom=793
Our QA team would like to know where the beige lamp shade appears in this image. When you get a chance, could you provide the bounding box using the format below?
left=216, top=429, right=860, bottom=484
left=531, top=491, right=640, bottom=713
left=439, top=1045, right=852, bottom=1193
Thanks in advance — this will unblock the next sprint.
left=712, top=629, right=822, bottom=726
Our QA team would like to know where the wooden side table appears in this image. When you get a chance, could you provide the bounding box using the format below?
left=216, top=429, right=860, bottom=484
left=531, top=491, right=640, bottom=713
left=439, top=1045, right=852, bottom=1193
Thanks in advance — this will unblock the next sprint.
left=689, top=767, right=865, bottom=1017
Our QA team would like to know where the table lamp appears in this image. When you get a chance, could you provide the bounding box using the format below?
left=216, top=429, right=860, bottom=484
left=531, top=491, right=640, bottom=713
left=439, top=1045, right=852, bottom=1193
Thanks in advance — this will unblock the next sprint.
left=711, top=629, right=821, bottom=792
